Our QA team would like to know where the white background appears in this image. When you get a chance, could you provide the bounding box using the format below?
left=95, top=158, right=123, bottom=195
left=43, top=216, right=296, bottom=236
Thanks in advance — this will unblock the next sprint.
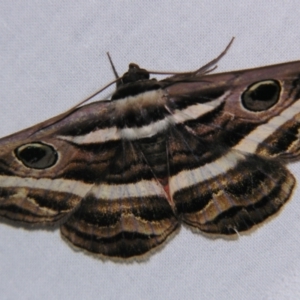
left=1, top=1, right=300, bottom=299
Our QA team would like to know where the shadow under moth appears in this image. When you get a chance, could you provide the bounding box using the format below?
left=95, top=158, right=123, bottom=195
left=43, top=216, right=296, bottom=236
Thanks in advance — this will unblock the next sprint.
left=1, top=39, right=300, bottom=258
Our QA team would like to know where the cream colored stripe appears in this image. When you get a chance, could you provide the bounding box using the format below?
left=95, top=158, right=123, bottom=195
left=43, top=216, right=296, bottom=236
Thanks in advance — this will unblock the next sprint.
left=170, top=98, right=300, bottom=193
left=120, top=118, right=170, bottom=140
left=169, top=150, right=245, bottom=194
left=59, top=126, right=122, bottom=144
left=58, top=98, right=224, bottom=143
left=113, top=101, right=215, bottom=139
left=0, top=176, right=165, bottom=200
left=233, top=99, right=300, bottom=153
left=172, top=97, right=225, bottom=124
left=90, top=179, right=165, bottom=199
left=0, top=176, right=91, bottom=197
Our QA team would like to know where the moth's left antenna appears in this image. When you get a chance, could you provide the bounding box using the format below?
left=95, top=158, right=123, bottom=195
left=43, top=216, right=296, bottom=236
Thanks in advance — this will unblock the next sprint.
left=107, top=52, right=119, bottom=79
left=31, top=55, right=121, bottom=134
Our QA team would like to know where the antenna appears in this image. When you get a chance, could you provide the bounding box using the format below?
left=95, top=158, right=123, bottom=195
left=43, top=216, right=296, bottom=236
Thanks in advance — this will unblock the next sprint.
left=106, top=52, right=119, bottom=79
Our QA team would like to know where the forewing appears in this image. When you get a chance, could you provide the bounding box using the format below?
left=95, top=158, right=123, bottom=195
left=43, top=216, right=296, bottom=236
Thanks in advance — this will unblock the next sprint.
left=166, top=60, right=300, bottom=160
left=0, top=102, right=110, bottom=223
left=0, top=100, right=178, bottom=257
left=165, top=61, right=300, bottom=234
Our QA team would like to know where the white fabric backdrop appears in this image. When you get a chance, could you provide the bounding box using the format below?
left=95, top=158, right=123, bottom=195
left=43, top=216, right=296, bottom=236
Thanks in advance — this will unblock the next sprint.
left=1, top=1, right=300, bottom=299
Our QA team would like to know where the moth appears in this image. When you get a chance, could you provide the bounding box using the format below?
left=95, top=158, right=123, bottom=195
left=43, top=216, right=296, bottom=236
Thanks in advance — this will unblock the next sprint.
left=1, top=39, right=300, bottom=259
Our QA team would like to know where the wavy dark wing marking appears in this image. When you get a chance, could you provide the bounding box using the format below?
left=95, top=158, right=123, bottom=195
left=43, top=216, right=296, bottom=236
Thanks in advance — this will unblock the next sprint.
left=169, top=148, right=294, bottom=234
left=61, top=139, right=178, bottom=258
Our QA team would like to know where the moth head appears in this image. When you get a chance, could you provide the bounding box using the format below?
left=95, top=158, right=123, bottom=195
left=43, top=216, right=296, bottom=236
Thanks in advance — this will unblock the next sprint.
left=15, top=142, right=58, bottom=169
left=118, top=63, right=150, bottom=87
left=241, top=79, right=281, bottom=111
left=111, top=63, right=161, bottom=100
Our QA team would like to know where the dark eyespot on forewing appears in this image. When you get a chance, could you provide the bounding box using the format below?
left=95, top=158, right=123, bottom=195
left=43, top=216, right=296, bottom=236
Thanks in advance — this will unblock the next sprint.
left=241, top=80, right=281, bottom=111
left=15, top=142, right=58, bottom=169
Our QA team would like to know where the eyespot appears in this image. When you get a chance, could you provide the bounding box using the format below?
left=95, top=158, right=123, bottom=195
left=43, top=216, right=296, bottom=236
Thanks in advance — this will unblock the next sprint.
left=241, top=80, right=281, bottom=111
left=15, top=142, right=58, bottom=169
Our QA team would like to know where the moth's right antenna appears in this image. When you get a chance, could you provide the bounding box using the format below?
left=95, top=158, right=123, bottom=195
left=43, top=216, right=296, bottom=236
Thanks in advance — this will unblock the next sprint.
left=107, top=52, right=120, bottom=80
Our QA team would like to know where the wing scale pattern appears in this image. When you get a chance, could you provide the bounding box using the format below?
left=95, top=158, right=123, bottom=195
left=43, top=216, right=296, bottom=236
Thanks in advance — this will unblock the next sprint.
left=0, top=55, right=300, bottom=258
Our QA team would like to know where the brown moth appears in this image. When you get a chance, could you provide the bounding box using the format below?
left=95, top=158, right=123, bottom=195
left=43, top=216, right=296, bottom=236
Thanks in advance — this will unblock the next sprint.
left=1, top=39, right=300, bottom=258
